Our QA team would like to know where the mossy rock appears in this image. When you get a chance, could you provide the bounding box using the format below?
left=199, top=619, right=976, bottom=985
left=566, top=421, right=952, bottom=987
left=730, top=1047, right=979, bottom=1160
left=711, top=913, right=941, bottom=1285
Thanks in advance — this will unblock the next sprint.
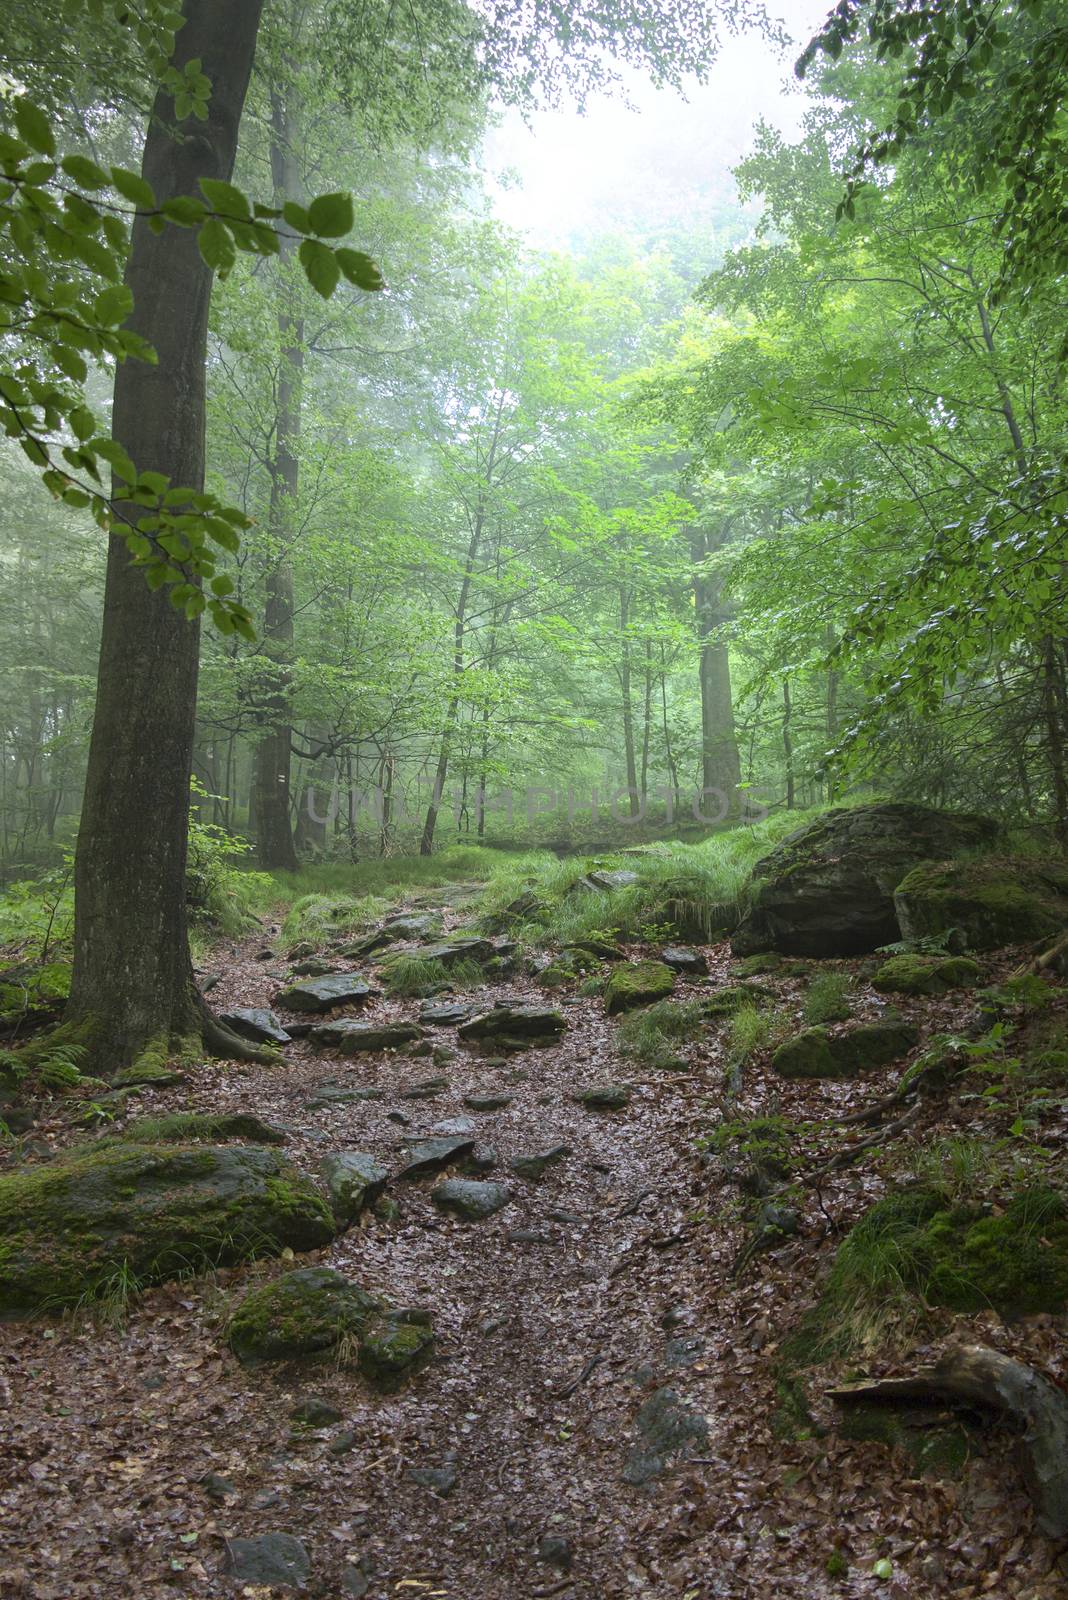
left=0, top=960, right=71, bottom=1025
left=732, top=952, right=783, bottom=977
left=703, top=983, right=774, bottom=1018
left=119, top=1112, right=288, bottom=1145
left=894, top=855, right=1068, bottom=952
left=872, top=954, right=982, bottom=996
left=0, top=1141, right=334, bottom=1314
left=772, top=1020, right=918, bottom=1080
left=604, top=960, right=674, bottom=1015
left=227, top=1265, right=433, bottom=1389
left=733, top=803, right=1000, bottom=957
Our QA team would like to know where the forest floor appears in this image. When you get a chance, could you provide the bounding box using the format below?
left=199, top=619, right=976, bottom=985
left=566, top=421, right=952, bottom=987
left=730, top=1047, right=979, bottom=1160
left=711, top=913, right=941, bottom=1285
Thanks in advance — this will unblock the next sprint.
left=2, top=882, right=1067, bottom=1600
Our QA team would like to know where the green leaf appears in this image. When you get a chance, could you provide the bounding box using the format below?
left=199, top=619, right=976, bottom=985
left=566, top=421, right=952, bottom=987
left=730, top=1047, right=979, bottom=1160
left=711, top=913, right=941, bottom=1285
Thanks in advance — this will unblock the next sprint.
left=94, top=285, right=134, bottom=326
left=298, top=239, right=340, bottom=299
left=197, top=218, right=236, bottom=276
left=110, top=167, right=155, bottom=209
left=335, top=248, right=384, bottom=292
left=161, top=195, right=207, bottom=227
left=307, top=191, right=353, bottom=238
left=199, top=178, right=251, bottom=221
left=282, top=201, right=310, bottom=234
left=14, top=100, right=55, bottom=156
left=61, top=154, right=109, bottom=189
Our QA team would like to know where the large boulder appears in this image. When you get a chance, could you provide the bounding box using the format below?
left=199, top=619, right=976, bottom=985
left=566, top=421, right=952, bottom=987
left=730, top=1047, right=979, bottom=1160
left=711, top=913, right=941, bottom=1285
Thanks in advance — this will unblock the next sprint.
left=732, top=804, right=999, bottom=957
left=894, top=857, right=1068, bottom=952
left=604, top=961, right=674, bottom=1015
left=0, top=1142, right=334, bottom=1314
left=274, top=972, right=371, bottom=1012
left=226, top=1265, right=433, bottom=1387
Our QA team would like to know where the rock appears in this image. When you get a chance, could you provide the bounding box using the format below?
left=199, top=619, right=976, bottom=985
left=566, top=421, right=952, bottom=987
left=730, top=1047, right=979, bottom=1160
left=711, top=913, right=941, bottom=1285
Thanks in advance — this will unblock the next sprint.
left=575, top=1084, right=632, bottom=1110
left=399, top=1077, right=448, bottom=1099
left=509, top=1146, right=571, bottom=1180
left=322, top=1152, right=389, bottom=1227
left=419, top=937, right=495, bottom=967
left=285, top=941, right=317, bottom=960
left=772, top=1020, right=920, bottom=1080
left=227, top=1265, right=433, bottom=1386
left=660, top=946, right=709, bottom=975
left=328, top=1428, right=357, bottom=1456
left=732, top=803, right=1000, bottom=957
left=584, top=869, right=639, bottom=891
left=383, top=912, right=444, bottom=940
left=223, top=1533, right=310, bottom=1590
left=429, top=1117, right=477, bottom=1135
left=339, top=930, right=395, bottom=959
left=623, top=1388, right=709, bottom=1484
left=305, top=1082, right=384, bottom=1108
left=703, top=983, right=774, bottom=1017
left=565, top=938, right=625, bottom=960
left=507, top=1228, right=553, bottom=1244
left=407, top=1462, right=457, bottom=1497
left=406, top=1039, right=434, bottom=1058
left=463, top=1144, right=498, bottom=1174
left=604, top=961, right=675, bottom=1015
left=199, top=1471, right=236, bottom=1503
left=342, top=1563, right=371, bottom=1597
left=432, top=1046, right=456, bottom=1065
left=431, top=1178, right=511, bottom=1220
left=418, top=1001, right=476, bottom=1026
left=290, top=1395, right=343, bottom=1426
left=309, top=1018, right=422, bottom=1053
left=274, top=972, right=371, bottom=1012
left=120, top=1111, right=287, bottom=1145
left=463, top=1092, right=513, bottom=1111
left=217, top=1007, right=291, bottom=1045
left=0, top=1142, right=334, bottom=1313
left=396, top=1136, right=475, bottom=1179
left=537, top=1534, right=574, bottom=1571
left=111, top=1061, right=186, bottom=1089
left=872, top=954, right=983, bottom=995
left=290, top=957, right=335, bottom=976
left=457, top=1005, right=566, bottom=1042
left=894, top=857, right=1068, bottom=952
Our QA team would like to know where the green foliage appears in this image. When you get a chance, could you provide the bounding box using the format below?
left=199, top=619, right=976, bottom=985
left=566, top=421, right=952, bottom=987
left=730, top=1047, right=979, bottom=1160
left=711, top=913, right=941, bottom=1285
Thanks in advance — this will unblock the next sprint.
left=378, top=954, right=482, bottom=997
left=802, top=972, right=852, bottom=1024
left=615, top=998, right=705, bottom=1069
left=727, top=1003, right=777, bottom=1065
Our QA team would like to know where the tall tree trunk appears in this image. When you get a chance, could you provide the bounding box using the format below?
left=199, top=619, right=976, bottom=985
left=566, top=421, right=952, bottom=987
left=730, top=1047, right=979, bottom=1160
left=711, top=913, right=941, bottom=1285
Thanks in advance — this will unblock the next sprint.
left=619, top=587, right=640, bottom=817
left=66, top=0, right=270, bottom=1069
left=782, top=677, right=796, bottom=810
left=251, top=80, right=302, bottom=871
left=691, top=525, right=741, bottom=811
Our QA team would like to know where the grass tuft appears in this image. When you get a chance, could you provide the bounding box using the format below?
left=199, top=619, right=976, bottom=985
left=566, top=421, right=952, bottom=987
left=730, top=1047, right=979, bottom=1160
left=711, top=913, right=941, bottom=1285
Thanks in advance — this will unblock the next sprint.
left=802, top=972, right=852, bottom=1024
left=616, top=999, right=706, bottom=1069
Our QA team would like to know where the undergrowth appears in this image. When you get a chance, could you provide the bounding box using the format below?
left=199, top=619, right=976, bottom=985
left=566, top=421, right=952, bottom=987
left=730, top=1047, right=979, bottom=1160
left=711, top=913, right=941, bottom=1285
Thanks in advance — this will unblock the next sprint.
left=616, top=999, right=706, bottom=1069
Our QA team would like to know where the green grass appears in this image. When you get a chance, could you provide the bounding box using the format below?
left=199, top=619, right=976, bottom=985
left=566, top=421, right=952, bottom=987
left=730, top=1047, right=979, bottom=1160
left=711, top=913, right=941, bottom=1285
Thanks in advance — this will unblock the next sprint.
left=378, top=954, right=486, bottom=997
left=802, top=972, right=852, bottom=1024
left=616, top=999, right=706, bottom=1069
left=474, top=811, right=828, bottom=951
left=727, top=1004, right=778, bottom=1065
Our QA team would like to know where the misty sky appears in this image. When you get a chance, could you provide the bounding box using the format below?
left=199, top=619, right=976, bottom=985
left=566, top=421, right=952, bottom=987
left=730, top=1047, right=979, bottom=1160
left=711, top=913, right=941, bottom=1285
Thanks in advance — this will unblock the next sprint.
left=484, top=0, right=831, bottom=246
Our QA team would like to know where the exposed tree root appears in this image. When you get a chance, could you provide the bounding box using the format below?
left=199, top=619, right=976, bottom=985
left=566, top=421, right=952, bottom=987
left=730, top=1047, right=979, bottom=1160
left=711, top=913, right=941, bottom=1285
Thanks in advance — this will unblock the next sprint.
left=829, top=1344, right=1068, bottom=1539
left=1018, top=929, right=1068, bottom=977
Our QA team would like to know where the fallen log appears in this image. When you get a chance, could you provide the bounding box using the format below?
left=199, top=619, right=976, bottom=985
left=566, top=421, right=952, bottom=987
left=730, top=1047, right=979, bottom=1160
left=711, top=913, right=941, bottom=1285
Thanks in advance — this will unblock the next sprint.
left=828, top=1343, right=1068, bottom=1539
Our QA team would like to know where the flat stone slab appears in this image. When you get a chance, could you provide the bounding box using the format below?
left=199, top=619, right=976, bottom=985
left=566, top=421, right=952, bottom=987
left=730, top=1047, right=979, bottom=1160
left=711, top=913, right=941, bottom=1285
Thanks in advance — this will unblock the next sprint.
left=419, top=937, right=495, bottom=967
left=397, top=1136, right=475, bottom=1179
left=431, top=1178, right=511, bottom=1220
left=323, top=1152, right=390, bottom=1226
left=305, top=1082, right=384, bottom=1108
left=224, top=1533, right=311, bottom=1590
left=463, top=1092, right=514, bottom=1111
left=274, top=972, right=371, bottom=1012
left=418, top=1001, right=477, bottom=1026
left=575, top=1083, right=632, bottom=1110
left=383, top=912, right=444, bottom=940
left=509, top=1145, right=572, bottom=1180
left=399, top=1077, right=448, bottom=1100
left=458, top=1005, right=566, bottom=1042
left=660, top=946, right=709, bottom=975
left=310, top=1019, right=422, bottom=1053
left=218, top=1007, right=291, bottom=1045
left=583, top=869, right=639, bottom=891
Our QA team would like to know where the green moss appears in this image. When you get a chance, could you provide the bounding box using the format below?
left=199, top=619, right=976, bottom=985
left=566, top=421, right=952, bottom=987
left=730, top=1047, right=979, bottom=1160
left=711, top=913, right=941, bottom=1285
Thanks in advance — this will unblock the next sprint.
left=733, top=952, right=783, bottom=977
left=119, top=1112, right=287, bottom=1145
left=838, top=1403, right=971, bottom=1478
left=604, top=960, right=675, bottom=1015
left=773, top=1020, right=918, bottom=1080
left=358, top=1310, right=434, bottom=1390
left=872, top=954, right=981, bottom=996
left=703, top=983, right=773, bottom=1018
left=0, top=1141, right=334, bottom=1314
left=802, top=972, right=853, bottom=1023
left=895, top=856, right=1068, bottom=951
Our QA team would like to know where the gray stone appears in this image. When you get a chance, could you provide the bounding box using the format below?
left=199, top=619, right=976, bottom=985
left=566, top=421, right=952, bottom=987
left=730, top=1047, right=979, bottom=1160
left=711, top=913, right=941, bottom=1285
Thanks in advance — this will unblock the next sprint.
left=383, top=912, right=444, bottom=940
left=290, top=957, right=335, bottom=976
left=429, top=1117, right=477, bottom=1136
left=509, top=1146, right=571, bottom=1180
left=396, top=1136, right=475, bottom=1179
left=584, top=869, right=640, bottom=891
left=418, top=1001, right=476, bottom=1026
left=328, top=1429, right=357, bottom=1456
left=309, top=1018, right=421, bottom=1053
left=217, top=1007, right=291, bottom=1045
left=537, top=1535, right=574, bottom=1571
left=457, top=1005, right=566, bottom=1042
left=290, top=1395, right=343, bottom=1427
left=274, top=972, right=371, bottom=1012
left=575, top=1083, right=632, bottom=1110
left=223, top=1533, right=311, bottom=1589
left=419, top=937, right=495, bottom=967
left=399, top=1076, right=448, bottom=1100
left=660, top=945, right=709, bottom=976
left=463, top=1092, right=514, bottom=1111
left=623, top=1388, right=709, bottom=1484
left=407, top=1462, right=457, bottom=1497
left=305, top=1082, right=384, bottom=1109
left=463, top=1144, right=498, bottom=1175
left=431, top=1178, right=511, bottom=1220
left=322, top=1152, right=389, bottom=1226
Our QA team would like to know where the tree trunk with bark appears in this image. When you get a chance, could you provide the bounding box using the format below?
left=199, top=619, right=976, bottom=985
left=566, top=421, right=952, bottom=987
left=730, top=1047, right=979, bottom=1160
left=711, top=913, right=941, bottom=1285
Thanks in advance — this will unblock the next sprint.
left=66, top=0, right=271, bottom=1071
left=691, top=525, right=741, bottom=812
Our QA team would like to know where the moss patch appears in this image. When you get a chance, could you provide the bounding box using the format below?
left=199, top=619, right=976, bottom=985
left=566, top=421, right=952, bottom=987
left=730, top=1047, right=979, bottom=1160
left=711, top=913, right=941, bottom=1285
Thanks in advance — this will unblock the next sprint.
left=894, top=855, right=1068, bottom=952
left=119, top=1112, right=287, bottom=1145
left=604, top=960, right=675, bottom=1015
left=0, top=1141, right=333, bottom=1314
left=772, top=1020, right=919, bottom=1080
left=872, top=954, right=982, bottom=996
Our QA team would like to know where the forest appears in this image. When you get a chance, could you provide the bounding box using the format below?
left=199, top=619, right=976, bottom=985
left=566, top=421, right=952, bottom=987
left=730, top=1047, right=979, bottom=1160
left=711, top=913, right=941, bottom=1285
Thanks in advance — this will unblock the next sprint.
left=1, top=0, right=1067, bottom=1596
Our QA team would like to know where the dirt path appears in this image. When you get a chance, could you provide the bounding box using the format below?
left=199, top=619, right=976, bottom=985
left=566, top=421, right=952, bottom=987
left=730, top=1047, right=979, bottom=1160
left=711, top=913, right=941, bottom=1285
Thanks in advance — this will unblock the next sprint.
left=1, top=891, right=1065, bottom=1599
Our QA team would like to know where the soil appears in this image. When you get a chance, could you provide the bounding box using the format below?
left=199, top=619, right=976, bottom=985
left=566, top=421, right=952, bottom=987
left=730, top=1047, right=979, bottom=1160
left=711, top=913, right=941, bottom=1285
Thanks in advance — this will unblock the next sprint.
left=1, top=889, right=1067, bottom=1599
